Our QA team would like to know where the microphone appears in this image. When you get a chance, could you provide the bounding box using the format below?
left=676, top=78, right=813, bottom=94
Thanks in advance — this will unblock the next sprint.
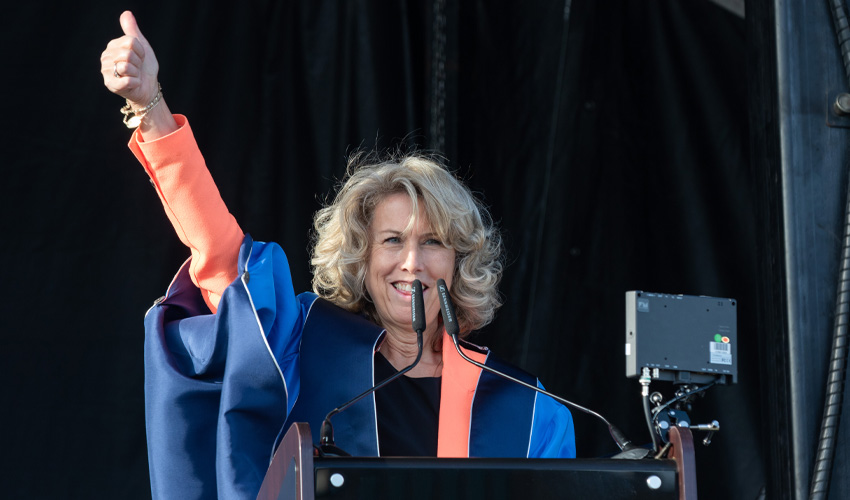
left=318, top=279, right=426, bottom=456
left=436, top=279, right=647, bottom=459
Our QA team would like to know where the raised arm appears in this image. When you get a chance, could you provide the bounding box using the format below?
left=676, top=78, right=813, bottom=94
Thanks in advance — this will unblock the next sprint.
left=101, top=11, right=243, bottom=312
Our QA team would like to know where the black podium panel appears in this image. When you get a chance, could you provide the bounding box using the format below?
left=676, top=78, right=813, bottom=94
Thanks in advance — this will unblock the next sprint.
left=313, top=457, right=677, bottom=499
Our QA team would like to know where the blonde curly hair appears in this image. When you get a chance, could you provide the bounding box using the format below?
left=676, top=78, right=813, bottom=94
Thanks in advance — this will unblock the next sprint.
left=311, top=153, right=503, bottom=336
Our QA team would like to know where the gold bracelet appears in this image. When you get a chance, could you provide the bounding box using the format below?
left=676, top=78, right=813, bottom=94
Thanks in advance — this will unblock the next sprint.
left=120, top=83, right=163, bottom=129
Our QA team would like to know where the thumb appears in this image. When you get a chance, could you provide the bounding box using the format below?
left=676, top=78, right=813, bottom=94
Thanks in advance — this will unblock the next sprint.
left=119, top=10, right=147, bottom=42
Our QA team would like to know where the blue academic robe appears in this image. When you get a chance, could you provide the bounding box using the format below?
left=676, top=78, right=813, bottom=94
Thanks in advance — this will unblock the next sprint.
left=143, top=235, right=575, bottom=499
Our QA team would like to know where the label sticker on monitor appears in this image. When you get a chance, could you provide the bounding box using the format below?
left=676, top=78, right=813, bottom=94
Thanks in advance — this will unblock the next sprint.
left=709, top=341, right=732, bottom=365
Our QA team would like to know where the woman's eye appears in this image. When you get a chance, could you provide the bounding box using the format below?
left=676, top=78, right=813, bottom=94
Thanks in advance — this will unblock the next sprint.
left=384, top=237, right=401, bottom=244
left=425, top=238, right=443, bottom=246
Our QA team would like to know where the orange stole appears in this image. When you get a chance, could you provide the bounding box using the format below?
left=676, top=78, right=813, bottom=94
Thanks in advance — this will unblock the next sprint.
left=437, top=332, right=488, bottom=457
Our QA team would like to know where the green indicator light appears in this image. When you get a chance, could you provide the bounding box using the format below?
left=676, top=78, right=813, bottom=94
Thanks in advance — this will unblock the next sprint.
left=714, top=334, right=722, bottom=342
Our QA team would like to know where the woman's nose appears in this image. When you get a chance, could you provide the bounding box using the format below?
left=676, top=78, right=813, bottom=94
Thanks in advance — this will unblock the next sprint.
left=401, top=243, right=422, bottom=273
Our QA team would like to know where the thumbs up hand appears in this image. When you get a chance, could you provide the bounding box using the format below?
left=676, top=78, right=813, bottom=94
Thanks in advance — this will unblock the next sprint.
left=100, top=11, right=160, bottom=108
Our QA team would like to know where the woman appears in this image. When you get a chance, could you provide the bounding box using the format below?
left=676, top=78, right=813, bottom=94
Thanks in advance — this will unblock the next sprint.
left=102, top=11, right=575, bottom=500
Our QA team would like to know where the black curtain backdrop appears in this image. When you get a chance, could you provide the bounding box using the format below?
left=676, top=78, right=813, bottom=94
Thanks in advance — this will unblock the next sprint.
left=1, top=1, right=761, bottom=498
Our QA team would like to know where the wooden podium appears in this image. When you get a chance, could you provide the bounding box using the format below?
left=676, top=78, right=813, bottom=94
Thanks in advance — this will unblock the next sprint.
left=257, top=423, right=697, bottom=500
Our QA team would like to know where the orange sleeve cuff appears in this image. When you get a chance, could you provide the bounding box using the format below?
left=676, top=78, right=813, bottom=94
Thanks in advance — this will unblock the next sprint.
left=128, top=115, right=243, bottom=312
